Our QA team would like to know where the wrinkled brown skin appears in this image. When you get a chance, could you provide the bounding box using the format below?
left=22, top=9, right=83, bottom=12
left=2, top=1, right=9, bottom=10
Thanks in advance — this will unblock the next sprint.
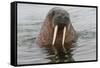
left=35, top=7, right=77, bottom=50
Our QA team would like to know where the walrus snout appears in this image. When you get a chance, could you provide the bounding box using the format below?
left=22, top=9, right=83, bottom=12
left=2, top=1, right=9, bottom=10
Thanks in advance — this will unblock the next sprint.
left=50, top=8, right=70, bottom=31
left=53, top=15, right=70, bottom=26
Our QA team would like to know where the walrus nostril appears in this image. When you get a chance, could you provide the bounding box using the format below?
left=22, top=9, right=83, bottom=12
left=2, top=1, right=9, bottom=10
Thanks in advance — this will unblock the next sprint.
left=64, top=16, right=67, bottom=19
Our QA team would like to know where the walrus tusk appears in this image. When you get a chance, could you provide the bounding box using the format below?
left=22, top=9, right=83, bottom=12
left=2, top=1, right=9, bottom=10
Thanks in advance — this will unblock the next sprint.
left=52, top=25, right=58, bottom=45
left=52, top=25, right=58, bottom=55
left=62, top=26, right=66, bottom=53
left=62, top=26, right=66, bottom=45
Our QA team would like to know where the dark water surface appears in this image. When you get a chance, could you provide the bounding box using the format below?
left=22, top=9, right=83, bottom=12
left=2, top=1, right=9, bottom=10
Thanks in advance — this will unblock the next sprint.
left=17, top=4, right=96, bottom=65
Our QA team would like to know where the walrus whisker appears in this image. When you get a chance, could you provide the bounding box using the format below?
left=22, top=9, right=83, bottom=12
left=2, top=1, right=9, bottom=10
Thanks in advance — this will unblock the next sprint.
left=52, top=25, right=58, bottom=55
left=62, top=26, right=67, bottom=53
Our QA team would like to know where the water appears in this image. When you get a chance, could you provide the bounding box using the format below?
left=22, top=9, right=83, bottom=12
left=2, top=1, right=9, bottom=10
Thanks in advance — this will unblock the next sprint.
left=17, top=4, right=96, bottom=65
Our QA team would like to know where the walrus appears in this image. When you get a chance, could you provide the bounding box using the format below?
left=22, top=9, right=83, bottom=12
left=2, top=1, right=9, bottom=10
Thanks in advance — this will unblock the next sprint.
left=35, top=7, right=77, bottom=55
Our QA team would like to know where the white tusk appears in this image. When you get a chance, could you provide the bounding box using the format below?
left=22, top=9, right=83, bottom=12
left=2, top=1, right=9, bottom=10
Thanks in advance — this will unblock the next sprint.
left=52, top=25, right=58, bottom=45
left=52, top=25, right=58, bottom=55
left=62, top=26, right=66, bottom=53
left=62, top=26, right=66, bottom=45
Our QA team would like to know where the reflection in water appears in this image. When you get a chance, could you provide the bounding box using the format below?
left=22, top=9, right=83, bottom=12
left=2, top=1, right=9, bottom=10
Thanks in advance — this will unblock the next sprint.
left=42, top=45, right=75, bottom=63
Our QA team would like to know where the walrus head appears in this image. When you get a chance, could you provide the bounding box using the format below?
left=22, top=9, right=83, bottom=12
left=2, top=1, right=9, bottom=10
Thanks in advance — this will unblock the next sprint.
left=36, top=7, right=75, bottom=50
left=47, top=7, right=71, bottom=46
left=51, top=8, right=70, bottom=29
left=35, top=7, right=77, bottom=58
